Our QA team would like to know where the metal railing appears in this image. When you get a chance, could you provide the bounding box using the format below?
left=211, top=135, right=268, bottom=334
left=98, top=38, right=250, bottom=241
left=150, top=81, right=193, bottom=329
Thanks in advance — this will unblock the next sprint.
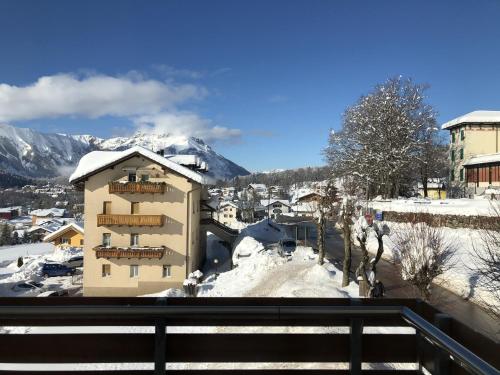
left=0, top=299, right=497, bottom=375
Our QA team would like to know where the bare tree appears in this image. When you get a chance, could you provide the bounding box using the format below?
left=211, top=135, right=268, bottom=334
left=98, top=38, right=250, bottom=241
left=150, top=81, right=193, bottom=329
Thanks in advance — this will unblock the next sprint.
left=471, top=202, right=500, bottom=319
left=392, top=222, right=456, bottom=301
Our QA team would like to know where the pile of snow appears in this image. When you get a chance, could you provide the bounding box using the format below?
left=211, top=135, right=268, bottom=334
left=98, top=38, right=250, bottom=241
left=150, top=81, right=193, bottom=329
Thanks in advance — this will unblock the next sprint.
left=140, top=288, right=185, bottom=297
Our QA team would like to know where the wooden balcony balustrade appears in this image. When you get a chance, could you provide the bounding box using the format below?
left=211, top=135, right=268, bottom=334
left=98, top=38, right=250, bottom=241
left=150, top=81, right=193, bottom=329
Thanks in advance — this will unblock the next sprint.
left=97, top=214, right=165, bottom=227
left=94, top=246, right=165, bottom=259
left=108, top=181, right=166, bottom=194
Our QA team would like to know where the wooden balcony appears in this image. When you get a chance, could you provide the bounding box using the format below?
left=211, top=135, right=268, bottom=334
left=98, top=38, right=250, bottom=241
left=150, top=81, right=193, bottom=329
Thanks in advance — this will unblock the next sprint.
left=94, top=246, right=165, bottom=259
left=97, top=214, right=165, bottom=227
left=108, top=181, right=166, bottom=194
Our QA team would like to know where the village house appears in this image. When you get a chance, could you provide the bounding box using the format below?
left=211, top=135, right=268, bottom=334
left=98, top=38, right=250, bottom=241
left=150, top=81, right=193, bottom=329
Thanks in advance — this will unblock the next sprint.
left=29, top=208, right=66, bottom=225
left=441, top=111, right=500, bottom=196
left=0, top=206, right=22, bottom=220
left=260, top=199, right=292, bottom=219
left=247, top=183, right=267, bottom=197
left=43, top=222, right=84, bottom=247
left=69, top=146, right=222, bottom=297
left=417, top=179, right=447, bottom=200
left=215, top=201, right=240, bottom=227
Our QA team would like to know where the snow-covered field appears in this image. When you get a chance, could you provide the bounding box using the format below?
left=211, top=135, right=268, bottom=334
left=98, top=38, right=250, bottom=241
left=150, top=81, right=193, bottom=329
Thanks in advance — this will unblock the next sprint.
left=0, top=242, right=54, bottom=264
left=369, top=198, right=497, bottom=216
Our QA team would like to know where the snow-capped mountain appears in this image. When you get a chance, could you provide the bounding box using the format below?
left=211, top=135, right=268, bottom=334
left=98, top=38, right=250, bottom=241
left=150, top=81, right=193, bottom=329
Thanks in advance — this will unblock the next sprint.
left=0, top=124, right=249, bottom=181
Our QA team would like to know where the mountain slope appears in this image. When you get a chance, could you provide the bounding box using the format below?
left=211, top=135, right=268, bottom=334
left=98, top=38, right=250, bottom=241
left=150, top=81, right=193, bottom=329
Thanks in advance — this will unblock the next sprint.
left=0, top=124, right=249, bottom=181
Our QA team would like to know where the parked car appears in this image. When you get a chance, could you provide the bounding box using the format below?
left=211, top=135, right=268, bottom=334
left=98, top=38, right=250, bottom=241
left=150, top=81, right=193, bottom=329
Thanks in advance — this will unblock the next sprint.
left=40, top=263, right=76, bottom=278
left=63, top=256, right=83, bottom=268
left=11, top=281, right=45, bottom=296
left=278, top=238, right=297, bottom=256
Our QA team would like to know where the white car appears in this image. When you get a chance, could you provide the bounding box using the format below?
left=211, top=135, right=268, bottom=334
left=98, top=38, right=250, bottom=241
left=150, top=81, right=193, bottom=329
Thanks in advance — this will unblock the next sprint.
left=11, top=281, right=45, bottom=296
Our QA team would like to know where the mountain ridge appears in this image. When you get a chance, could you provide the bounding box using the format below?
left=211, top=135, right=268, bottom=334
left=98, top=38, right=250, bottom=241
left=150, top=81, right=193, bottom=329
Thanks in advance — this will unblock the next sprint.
left=0, top=123, right=250, bottom=181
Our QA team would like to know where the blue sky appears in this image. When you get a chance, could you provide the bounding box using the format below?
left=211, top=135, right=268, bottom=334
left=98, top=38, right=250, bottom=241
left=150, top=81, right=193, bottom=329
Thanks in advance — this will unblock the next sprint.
left=0, top=0, right=499, bottom=172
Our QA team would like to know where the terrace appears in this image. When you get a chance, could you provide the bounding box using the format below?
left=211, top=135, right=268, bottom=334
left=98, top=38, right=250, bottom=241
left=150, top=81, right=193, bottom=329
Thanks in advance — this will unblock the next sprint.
left=108, top=181, right=167, bottom=194
left=97, top=214, right=165, bottom=227
left=0, top=298, right=497, bottom=375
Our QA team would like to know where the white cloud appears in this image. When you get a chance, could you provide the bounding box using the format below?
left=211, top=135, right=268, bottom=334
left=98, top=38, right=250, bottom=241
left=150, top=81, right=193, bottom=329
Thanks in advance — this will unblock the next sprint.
left=0, top=72, right=243, bottom=142
left=134, top=112, right=241, bottom=143
left=0, top=73, right=206, bottom=122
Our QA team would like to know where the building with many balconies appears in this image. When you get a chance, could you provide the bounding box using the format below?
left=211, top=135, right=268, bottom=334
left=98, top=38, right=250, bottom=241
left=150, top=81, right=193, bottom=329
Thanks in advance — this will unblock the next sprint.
left=69, top=146, right=216, bottom=296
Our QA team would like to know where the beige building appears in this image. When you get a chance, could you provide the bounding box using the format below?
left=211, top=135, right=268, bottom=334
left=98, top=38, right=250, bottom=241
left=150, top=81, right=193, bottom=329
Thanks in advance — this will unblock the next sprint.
left=216, top=201, right=240, bottom=227
left=441, top=111, right=500, bottom=196
left=69, top=146, right=215, bottom=296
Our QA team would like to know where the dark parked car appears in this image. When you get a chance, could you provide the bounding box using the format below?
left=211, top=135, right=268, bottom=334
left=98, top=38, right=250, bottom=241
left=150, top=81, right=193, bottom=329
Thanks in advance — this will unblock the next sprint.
left=278, top=238, right=297, bottom=257
left=40, top=263, right=76, bottom=278
left=12, top=281, right=45, bottom=295
left=63, top=256, right=84, bottom=268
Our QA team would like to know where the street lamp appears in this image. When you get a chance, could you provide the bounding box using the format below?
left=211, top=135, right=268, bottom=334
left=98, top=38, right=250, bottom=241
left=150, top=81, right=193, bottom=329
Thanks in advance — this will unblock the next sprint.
left=213, top=258, right=219, bottom=277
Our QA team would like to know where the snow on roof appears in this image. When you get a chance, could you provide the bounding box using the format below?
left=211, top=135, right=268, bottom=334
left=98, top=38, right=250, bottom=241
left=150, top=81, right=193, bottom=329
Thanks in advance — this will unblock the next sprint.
left=248, top=183, right=267, bottom=190
left=43, top=222, right=84, bottom=242
left=69, top=146, right=214, bottom=185
left=219, top=201, right=240, bottom=209
left=463, top=153, right=500, bottom=166
left=29, top=208, right=65, bottom=217
left=260, top=199, right=291, bottom=207
left=441, top=111, right=500, bottom=130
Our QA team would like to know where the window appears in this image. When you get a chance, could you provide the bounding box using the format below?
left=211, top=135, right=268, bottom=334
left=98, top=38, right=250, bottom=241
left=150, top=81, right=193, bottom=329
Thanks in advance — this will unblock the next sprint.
left=128, top=172, right=137, bottom=182
left=130, top=233, right=139, bottom=247
left=140, top=174, right=149, bottom=182
left=460, top=168, right=464, bottom=182
left=162, top=265, right=171, bottom=278
left=103, top=201, right=112, bottom=214
left=224, top=214, right=228, bottom=218
left=80, top=239, right=84, bottom=246
left=460, top=130, right=465, bottom=140
left=102, top=264, right=111, bottom=277
left=451, top=150, right=455, bottom=162
left=451, top=170, right=455, bottom=181
left=61, top=237, right=69, bottom=244
left=460, top=148, right=464, bottom=160
left=130, top=265, right=139, bottom=278
left=131, top=202, right=140, bottom=214
left=102, top=233, right=111, bottom=247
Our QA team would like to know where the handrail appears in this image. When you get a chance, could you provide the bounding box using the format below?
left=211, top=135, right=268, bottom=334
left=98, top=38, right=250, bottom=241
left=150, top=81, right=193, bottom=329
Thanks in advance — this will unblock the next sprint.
left=200, top=217, right=239, bottom=235
left=0, top=304, right=496, bottom=374
left=401, top=307, right=498, bottom=375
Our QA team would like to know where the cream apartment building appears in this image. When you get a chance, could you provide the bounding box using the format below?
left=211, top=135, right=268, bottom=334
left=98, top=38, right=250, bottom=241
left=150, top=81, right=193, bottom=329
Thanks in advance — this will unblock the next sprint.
left=441, top=111, right=500, bottom=195
left=69, top=146, right=214, bottom=296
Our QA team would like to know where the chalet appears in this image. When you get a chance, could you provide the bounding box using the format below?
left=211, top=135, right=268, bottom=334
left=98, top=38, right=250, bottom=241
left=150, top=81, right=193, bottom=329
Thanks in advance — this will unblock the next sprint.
left=29, top=208, right=65, bottom=225
left=463, top=153, right=500, bottom=196
left=43, top=222, right=85, bottom=248
left=260, top=199, right=292, bottom=218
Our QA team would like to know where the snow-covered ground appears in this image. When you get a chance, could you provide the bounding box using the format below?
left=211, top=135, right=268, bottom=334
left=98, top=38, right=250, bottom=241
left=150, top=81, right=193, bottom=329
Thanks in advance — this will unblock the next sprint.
left=0, top=242, right=54, bottom=264
left=0, top=245, right=82, bottom=297
left=359, top=220, right=497, bottom=309
left=369, top=198, right=497, bottom=216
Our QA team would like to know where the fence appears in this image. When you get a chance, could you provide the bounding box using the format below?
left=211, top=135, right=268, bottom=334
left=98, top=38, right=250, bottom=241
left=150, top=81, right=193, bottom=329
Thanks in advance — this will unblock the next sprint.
left=0, top=298, right=498, bottom=375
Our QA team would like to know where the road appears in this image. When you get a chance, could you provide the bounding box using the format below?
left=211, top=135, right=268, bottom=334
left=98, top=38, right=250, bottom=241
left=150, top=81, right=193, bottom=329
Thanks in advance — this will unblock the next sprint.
left=276, top=216, right=500, bottom=342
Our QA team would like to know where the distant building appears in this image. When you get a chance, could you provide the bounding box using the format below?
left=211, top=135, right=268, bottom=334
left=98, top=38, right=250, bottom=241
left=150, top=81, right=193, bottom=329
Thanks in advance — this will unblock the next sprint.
left=215, top=201, right=240, bottom=227
left=0, top=206, right=21, bottom=220
left=43, top=222, right=84, bottom=248
left=260, top=199, right=292, bottom=219
left=417, top=179, right=447, bottom=200
left=247, top=183, right=267, bottom=197
left=29, top=208, right=66, bottom=225
left=441, top=111, right=500, bottom=195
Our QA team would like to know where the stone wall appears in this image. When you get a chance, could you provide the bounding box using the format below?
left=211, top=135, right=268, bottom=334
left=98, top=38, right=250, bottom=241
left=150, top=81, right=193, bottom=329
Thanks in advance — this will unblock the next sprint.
left=381, top=211, right=498, bottom=230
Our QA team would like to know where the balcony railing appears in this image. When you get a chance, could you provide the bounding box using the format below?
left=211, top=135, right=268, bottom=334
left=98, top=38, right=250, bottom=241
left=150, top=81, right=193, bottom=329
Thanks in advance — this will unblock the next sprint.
left=94, top=245, right=166, bottom=259
left=0, top=298, right=497, bottom=375
left=108, top=181, right=166, bottom=194
left=97, top=214, right=165, bottom=227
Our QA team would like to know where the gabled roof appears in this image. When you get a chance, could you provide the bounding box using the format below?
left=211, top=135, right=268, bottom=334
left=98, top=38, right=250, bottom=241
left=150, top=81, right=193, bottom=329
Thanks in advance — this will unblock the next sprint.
left=29, top=208, right=65, bottom=217
left=441, top=111, right=500, bottom=130
left=260, top=199, right=291, bottom=207
left=463, top=152, right=500, bottom=167
left=69, top=146, right=215, bottom=185
left=43, top=222, right=84, bottom=242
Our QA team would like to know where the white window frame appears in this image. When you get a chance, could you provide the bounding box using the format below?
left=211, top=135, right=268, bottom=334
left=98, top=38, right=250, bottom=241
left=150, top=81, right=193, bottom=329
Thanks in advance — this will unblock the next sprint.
left=130, top=233, right=139, bottom=247
left=130, top=265, right=139, bottom=278
left=162, top=265, right=171, bottom=278
left=102, top=233, right=111, bottom=247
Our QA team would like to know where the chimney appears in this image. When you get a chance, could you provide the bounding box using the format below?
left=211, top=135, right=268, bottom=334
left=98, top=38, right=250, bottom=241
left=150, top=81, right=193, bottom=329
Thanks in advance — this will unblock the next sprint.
left=156, top=149, right=165, bottom=157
